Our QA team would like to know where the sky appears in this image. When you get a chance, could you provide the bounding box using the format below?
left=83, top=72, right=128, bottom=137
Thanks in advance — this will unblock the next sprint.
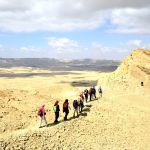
left=0, top=0, right=150, bottom=60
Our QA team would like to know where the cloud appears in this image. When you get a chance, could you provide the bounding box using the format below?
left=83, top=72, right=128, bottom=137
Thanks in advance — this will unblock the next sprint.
left=0, top=0, right=149, bottom=33
left=20, top=46, right=41, bottom=52
left=125, top=40, right=150, bottom=49
left=126, top=40, right=142, bottom=47
left=109, top=8, right=150, bottom=34
left=91, top=42, right=128, bottom=53
left=90, top=39, right=150, bottom=59
left=0, top=0, right=106, bottom=32
left=0, top=44, right=5, bottom=51
left=48, top=37, right=80, bottom=53
left=0, top=0, right=32, bottom=11
left=0, top=38, right=149, bottom=59
left=90, top=42, right=128, bottom=59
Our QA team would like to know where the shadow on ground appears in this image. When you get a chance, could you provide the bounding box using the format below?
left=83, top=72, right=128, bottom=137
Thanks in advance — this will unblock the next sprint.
left=41, top=104, right=93, bottom=128
left=61, top=80, right=98, bottom=87
left=0, top=72, right=81, bottom=78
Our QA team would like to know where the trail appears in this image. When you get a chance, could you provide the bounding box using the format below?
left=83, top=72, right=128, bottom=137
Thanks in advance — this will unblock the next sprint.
left=1, top=91, right=150, bottom=150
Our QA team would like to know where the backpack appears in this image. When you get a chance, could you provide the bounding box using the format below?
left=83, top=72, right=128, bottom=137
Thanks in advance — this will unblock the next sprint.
left=92, top=88, right=95, bottom=93
left=88, top=88, right=92, bottom=94
left=80, top=100, right=84, bottom=108
left=84, top=89, right=88, bottom=95
left=38, top=108, right=42, bottom=116
left=63, top=102, right=68, bottom=112
left=73, top=100, right=78, bottom=109
left=38, top=111, right=42, bottom=116
left=53, top=105, right=57, bottom=113
left=63, top=102, right=68, bottom=109
left=77, top=98, right=81, bottom=105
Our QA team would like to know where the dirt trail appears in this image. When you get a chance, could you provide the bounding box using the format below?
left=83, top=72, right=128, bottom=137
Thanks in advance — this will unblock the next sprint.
left=1, top=88, right=150, bottom=150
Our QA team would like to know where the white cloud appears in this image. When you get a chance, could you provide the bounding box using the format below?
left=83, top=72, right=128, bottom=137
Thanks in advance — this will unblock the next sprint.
left=48, top=37, right=80, bottom=53
left=90, top=39, right=150, bottom=59
left=0, top=0, right=149, bottom=33
left=92, top=42, right=113, bottom=53
left=0, top=44, right=4, bottom=51
left=89, top=42, right=128, bottom=59
left=20, top=46, right=41, bottom=52
left=0, top=0, right=107, bottom=32
left=126, top=40, right=142, bottom=47
left=0, top=38, right=149, bottom=59
left=91, top=42, right=128, bottom=53
left=125, top=40, right=150, bottom=49
left=110, top=8, right=150, bottom=34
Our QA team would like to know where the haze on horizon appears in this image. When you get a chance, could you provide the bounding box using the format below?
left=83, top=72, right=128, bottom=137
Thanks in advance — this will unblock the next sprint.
left=0, top=0, right=150, bottom=60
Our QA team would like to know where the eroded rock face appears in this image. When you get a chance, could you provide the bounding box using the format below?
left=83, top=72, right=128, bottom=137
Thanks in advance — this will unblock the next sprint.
left=115, top=49, right=150, bottom=88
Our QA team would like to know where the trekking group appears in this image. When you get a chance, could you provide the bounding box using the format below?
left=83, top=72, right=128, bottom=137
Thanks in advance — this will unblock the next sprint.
left=38, top=85, right=103, bottom=128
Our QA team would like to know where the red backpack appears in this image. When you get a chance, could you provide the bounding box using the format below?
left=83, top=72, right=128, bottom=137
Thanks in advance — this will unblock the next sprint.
left=38, top=108, right=42, bottom=116
left=88, top=88, right=92, bottom=94
left=63, top=102, right=68, bottom=112
left=63, top=102, right=68, bottom=109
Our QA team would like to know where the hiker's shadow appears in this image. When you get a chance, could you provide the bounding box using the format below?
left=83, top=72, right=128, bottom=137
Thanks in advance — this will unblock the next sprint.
left=91, top=98, right=98, bottom=101
left=82, top=107, right=90, bottom=112
left=46, top=104, right=92, bottom=128
left=85, top=104, right=92, bottom=108
left=47, top=120, right=64, bottom=127
left=80, top=112, right=87, bottom=117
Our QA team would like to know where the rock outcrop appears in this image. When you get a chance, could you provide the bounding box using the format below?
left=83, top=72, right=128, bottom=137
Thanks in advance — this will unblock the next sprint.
left=115, top=49, right=150, bottom=88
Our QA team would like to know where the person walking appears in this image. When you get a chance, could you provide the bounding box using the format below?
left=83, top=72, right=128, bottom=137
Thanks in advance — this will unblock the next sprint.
left=63, top=99, right=70, bottom=121
left=84, top=89, right=88, bottom=103
left=92, top=86, right=96, bottom=99
left=88, top=87, right=92, bottom=101
left=73, top=99, right=78, bottom=117
left=38, top=104, right=48, bottom=128
left=78, top=97, right=81, bottom=113
left=53, top=100, right=60, bottom=123
left=78, top=96, right=84, bottom=113
left=98, top=86, right=103, bottom=98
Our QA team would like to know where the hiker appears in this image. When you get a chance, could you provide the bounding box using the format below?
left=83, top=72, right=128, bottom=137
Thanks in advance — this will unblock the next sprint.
left=141, top=81, right=144, bottom=86
left=80, top=98, right=84, bottom=112
left=79, top=91, right=84, bottom=102
left=73, top=99, right=78, bottom=117
left=38, top=104, right=48, bottom=128
left=84, top=89, right=88, bottom=103
left=92, top=86, right=96, bottom=99
left=78, top=97, right=84, bottom=113
left=63, top=99, right=70, bottom=121
left=79, top=92, right=84, bottom=112
left=98, top=86, right=103, bottom=98
left=78, top=97, right=81, bottom=113
left=88, top=87, right=92, bottom=101
left=53, top=100, right=60, bottom=123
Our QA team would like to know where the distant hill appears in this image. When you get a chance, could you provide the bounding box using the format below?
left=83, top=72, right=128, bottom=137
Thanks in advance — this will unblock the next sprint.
left=0, top=58, right=120, bottom=72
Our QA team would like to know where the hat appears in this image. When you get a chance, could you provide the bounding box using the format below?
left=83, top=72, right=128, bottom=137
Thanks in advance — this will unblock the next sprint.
left=55, top=100, right=59, bottom=104
left=65, top=99, right=68, bottom=102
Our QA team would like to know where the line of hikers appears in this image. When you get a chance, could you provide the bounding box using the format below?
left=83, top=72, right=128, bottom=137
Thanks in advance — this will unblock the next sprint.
left=38, top=85, right=103, bottom=128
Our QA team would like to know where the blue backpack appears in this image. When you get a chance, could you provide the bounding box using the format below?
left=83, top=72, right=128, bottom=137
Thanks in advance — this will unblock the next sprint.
left=73, top=100, right=78, bottom=109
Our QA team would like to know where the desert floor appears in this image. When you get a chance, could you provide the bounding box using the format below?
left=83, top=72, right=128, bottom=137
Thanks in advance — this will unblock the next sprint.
left=0, top=67, right=150, bottom=150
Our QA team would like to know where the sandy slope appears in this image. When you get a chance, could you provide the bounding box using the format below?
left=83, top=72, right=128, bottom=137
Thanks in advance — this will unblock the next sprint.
left=0, top=49, right=150, bottom=150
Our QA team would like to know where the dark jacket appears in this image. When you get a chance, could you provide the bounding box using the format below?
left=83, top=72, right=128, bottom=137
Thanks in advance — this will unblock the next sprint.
left=84, top=89, right=88, bottom=96
left=54, top=104, right=60, bottom=113
left=92, top=88, right=96, bottom=94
